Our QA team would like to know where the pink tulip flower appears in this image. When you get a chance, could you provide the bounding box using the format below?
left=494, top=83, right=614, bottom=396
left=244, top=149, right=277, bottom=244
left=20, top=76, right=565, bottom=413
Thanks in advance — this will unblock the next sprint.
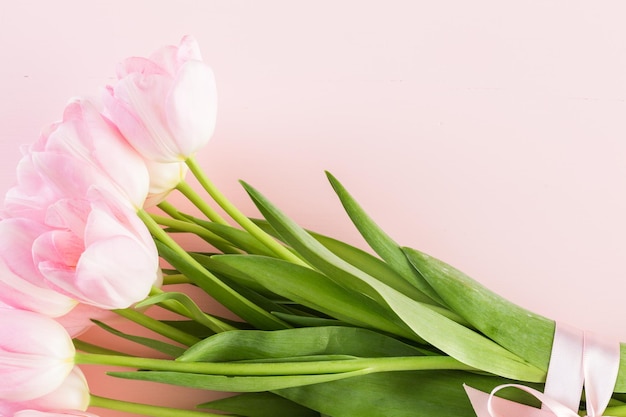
left=1, top=182, right=159, bottom=311
left=1, top=367, right=90, bottom=415
left=55, top=303, right=116, bottom=337
left=31, top=99, right=150, bottom=209
left=30, top=187, right=159, bottom=310
left=15, top=411, right=99, bottom=417
left=0, top=309, right=75, bottom=402
left=104, top=35, right=217, bottom=163
left=2, top=145, right=159, bottom=310
left=3, top=131, right=149, bottom=222
left=3, top=150, right=62, bottom=223
left=0, top=238, right=77, bottom=317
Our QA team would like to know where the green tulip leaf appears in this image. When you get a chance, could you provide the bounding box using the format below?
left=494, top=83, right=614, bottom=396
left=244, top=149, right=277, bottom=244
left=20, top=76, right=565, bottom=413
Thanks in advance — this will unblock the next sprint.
left=253, top=217, right=440, bottom=306
left=136, top=292, right=238, bottom=334
left=159, top=320, right=216, bottom=339
left=91, top=320, right=186, bottom=358
left=325, top=171, right=443, bottom=304
left=208, top=254, right=416, bottom=341
left=403, top=246, right=626, bottom=391
left=155, top=240, right=290, bottom=331
left=270, top=312, right=350, bottom=328
left=198, top=392, right=319, bottom=417
left=276, top=370, right=542, bottom=417
left=179, top=326, right=427, bottom=363
left=239, top=183, right=545, bottom=382
left=183, top=214, right=276, bottom=256
left=108, top=369, right=370, bottom=392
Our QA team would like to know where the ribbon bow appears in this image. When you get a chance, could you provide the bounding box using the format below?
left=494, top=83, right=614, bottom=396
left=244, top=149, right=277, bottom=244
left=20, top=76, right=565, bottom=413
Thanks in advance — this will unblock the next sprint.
left=464, top=322, right=620, bottom=417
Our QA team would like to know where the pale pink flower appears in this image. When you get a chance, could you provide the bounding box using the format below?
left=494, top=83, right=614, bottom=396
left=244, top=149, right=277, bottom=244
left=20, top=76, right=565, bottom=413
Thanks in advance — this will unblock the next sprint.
left=1, top=180, right=159, bottom=312
left=4, top=116, right=149, bottom=219
left=55, top=303, right=116, bottom=337
left=142, top=159, right=188, bottom=206
left=0, top=232, right=77, bottom=317
left=0, top=309, right=75, bottom=402
left=15, top=412, right=98, bottom=417
left=104, top=35, right=217, bottom=163
left=30, top=188, right=159, bottom=310
left=31, top=99, right=150, bottom=209
left=1, top=367, right=90, bottom=415
left=3, top=150, right=61, bottom=223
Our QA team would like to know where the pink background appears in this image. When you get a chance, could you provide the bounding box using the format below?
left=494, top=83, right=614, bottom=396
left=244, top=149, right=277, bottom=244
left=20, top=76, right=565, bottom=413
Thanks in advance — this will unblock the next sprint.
left=2, top=1, right=626, bottom=415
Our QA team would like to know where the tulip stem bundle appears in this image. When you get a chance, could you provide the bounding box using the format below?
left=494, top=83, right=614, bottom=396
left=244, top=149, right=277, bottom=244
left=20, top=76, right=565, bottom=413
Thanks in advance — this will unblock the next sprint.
left=175, top=181, right=229, bottom=226
left=113, top=308, right=201, bottom=346
left=74, top=352, right=476, bottom=376
left=184, top=155, right=308, bottom=266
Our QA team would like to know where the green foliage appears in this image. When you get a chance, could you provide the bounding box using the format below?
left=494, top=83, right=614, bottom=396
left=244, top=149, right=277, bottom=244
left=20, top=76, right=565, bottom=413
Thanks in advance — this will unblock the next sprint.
left=179, top=326, right=427, bottom=363
left=325, top=172, right=443, bottom=305
left=91, top=320, right=186, bottom=357
left=239, top=182, right=545, bottom=382
left=276, top=370, right=542, bottom=417
left=199, top=392, right=320, bottom=417
left=155, top=240, right=290, bottom=331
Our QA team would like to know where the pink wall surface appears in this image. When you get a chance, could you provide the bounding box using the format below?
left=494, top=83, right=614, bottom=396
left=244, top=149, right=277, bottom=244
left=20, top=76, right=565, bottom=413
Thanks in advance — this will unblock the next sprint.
left=2, top=1, right=626, bottom=416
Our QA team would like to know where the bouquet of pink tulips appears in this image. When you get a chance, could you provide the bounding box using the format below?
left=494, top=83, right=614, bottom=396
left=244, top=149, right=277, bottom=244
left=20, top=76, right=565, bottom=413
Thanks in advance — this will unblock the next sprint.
left=3, top=36, right=626, bottom=417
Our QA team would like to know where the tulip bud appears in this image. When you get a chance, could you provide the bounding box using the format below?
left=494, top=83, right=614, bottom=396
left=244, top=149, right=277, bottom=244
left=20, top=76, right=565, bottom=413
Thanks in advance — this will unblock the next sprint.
left=2, top=367, right=91, bottom=415
left=0, top=309, right=75, bottom=402
left=0, top=219, right=77, bottom=317
left=32, top=99, right=150, bottom=209
left=104, top=35, right=217, bottom=164
left=32, top=187, right=160, bottom=310
left=15, top=411, right=99, bottom=417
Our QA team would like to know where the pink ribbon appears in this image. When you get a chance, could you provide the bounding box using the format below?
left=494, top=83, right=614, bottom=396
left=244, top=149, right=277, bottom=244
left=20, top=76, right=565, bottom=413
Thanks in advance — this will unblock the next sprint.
left=464, top=322, right=620, bottom=417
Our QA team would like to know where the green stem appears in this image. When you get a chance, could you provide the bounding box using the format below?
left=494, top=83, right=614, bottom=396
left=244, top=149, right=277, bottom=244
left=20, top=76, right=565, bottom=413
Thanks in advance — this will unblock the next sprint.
left=150, top=213, right=241, bottom=254
left=137, top=209, right=281, bottom=332
left=176, top=181, right=229, bottom=225
left=157, top=201, right=190, bottom=221
left=76, top=352, right=474, bottom=375
left=114, top=308, right=201, bottom=346
left=73, top=339, right=129, bottom=356
left=147, top=287, right=235, bottom=333
left=162, top=274, right=192, bottom=285
left=185, top=156, right=307, bottom=266
left=90, top=394, right=224, bottom=417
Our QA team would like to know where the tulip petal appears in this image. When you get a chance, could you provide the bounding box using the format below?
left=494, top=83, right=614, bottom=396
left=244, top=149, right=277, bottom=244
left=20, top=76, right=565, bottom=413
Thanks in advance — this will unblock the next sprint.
left=0, top=309, right=74, bottom=401
left=117, top=56, right=168, bottom=78
left=37, top=99, right=149, bottom=208
left=104, top=36, right=216, bottom=165
left=33, top=193, right=157, bottom=309
left=85, top=186, right=157, bottom=258
left=33, top=230, right=86, bottom=301
left=26, top=366, right=90, bottom=412
left=75, top=235, right=156, bottom=308
left=15, top=411, right=99, bottom=417
left=176, top=35, right=203, bottom=62
left=143, top=159, right=188, bottom=206
left=165, top=60, right=217, bottom=157
left=31, top=152, right=102, bottom=201
left=0, top=219, right=78, bottom=316
left=56, top=303, right=115, bottom=337
left=147, top=45, right=179, bottom=75
left=0, top=218, right=51, bottom=286
left=0, top=257, right=76, bottom=317
left=107, top=74, right=181, bottom=161
left=4, top=154, right=58, bottom=222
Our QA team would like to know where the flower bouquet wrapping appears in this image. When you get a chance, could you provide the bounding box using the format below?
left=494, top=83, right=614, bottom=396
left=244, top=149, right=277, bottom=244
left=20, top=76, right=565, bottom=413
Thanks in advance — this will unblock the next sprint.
left=1, top=37, right=624, bottom=417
